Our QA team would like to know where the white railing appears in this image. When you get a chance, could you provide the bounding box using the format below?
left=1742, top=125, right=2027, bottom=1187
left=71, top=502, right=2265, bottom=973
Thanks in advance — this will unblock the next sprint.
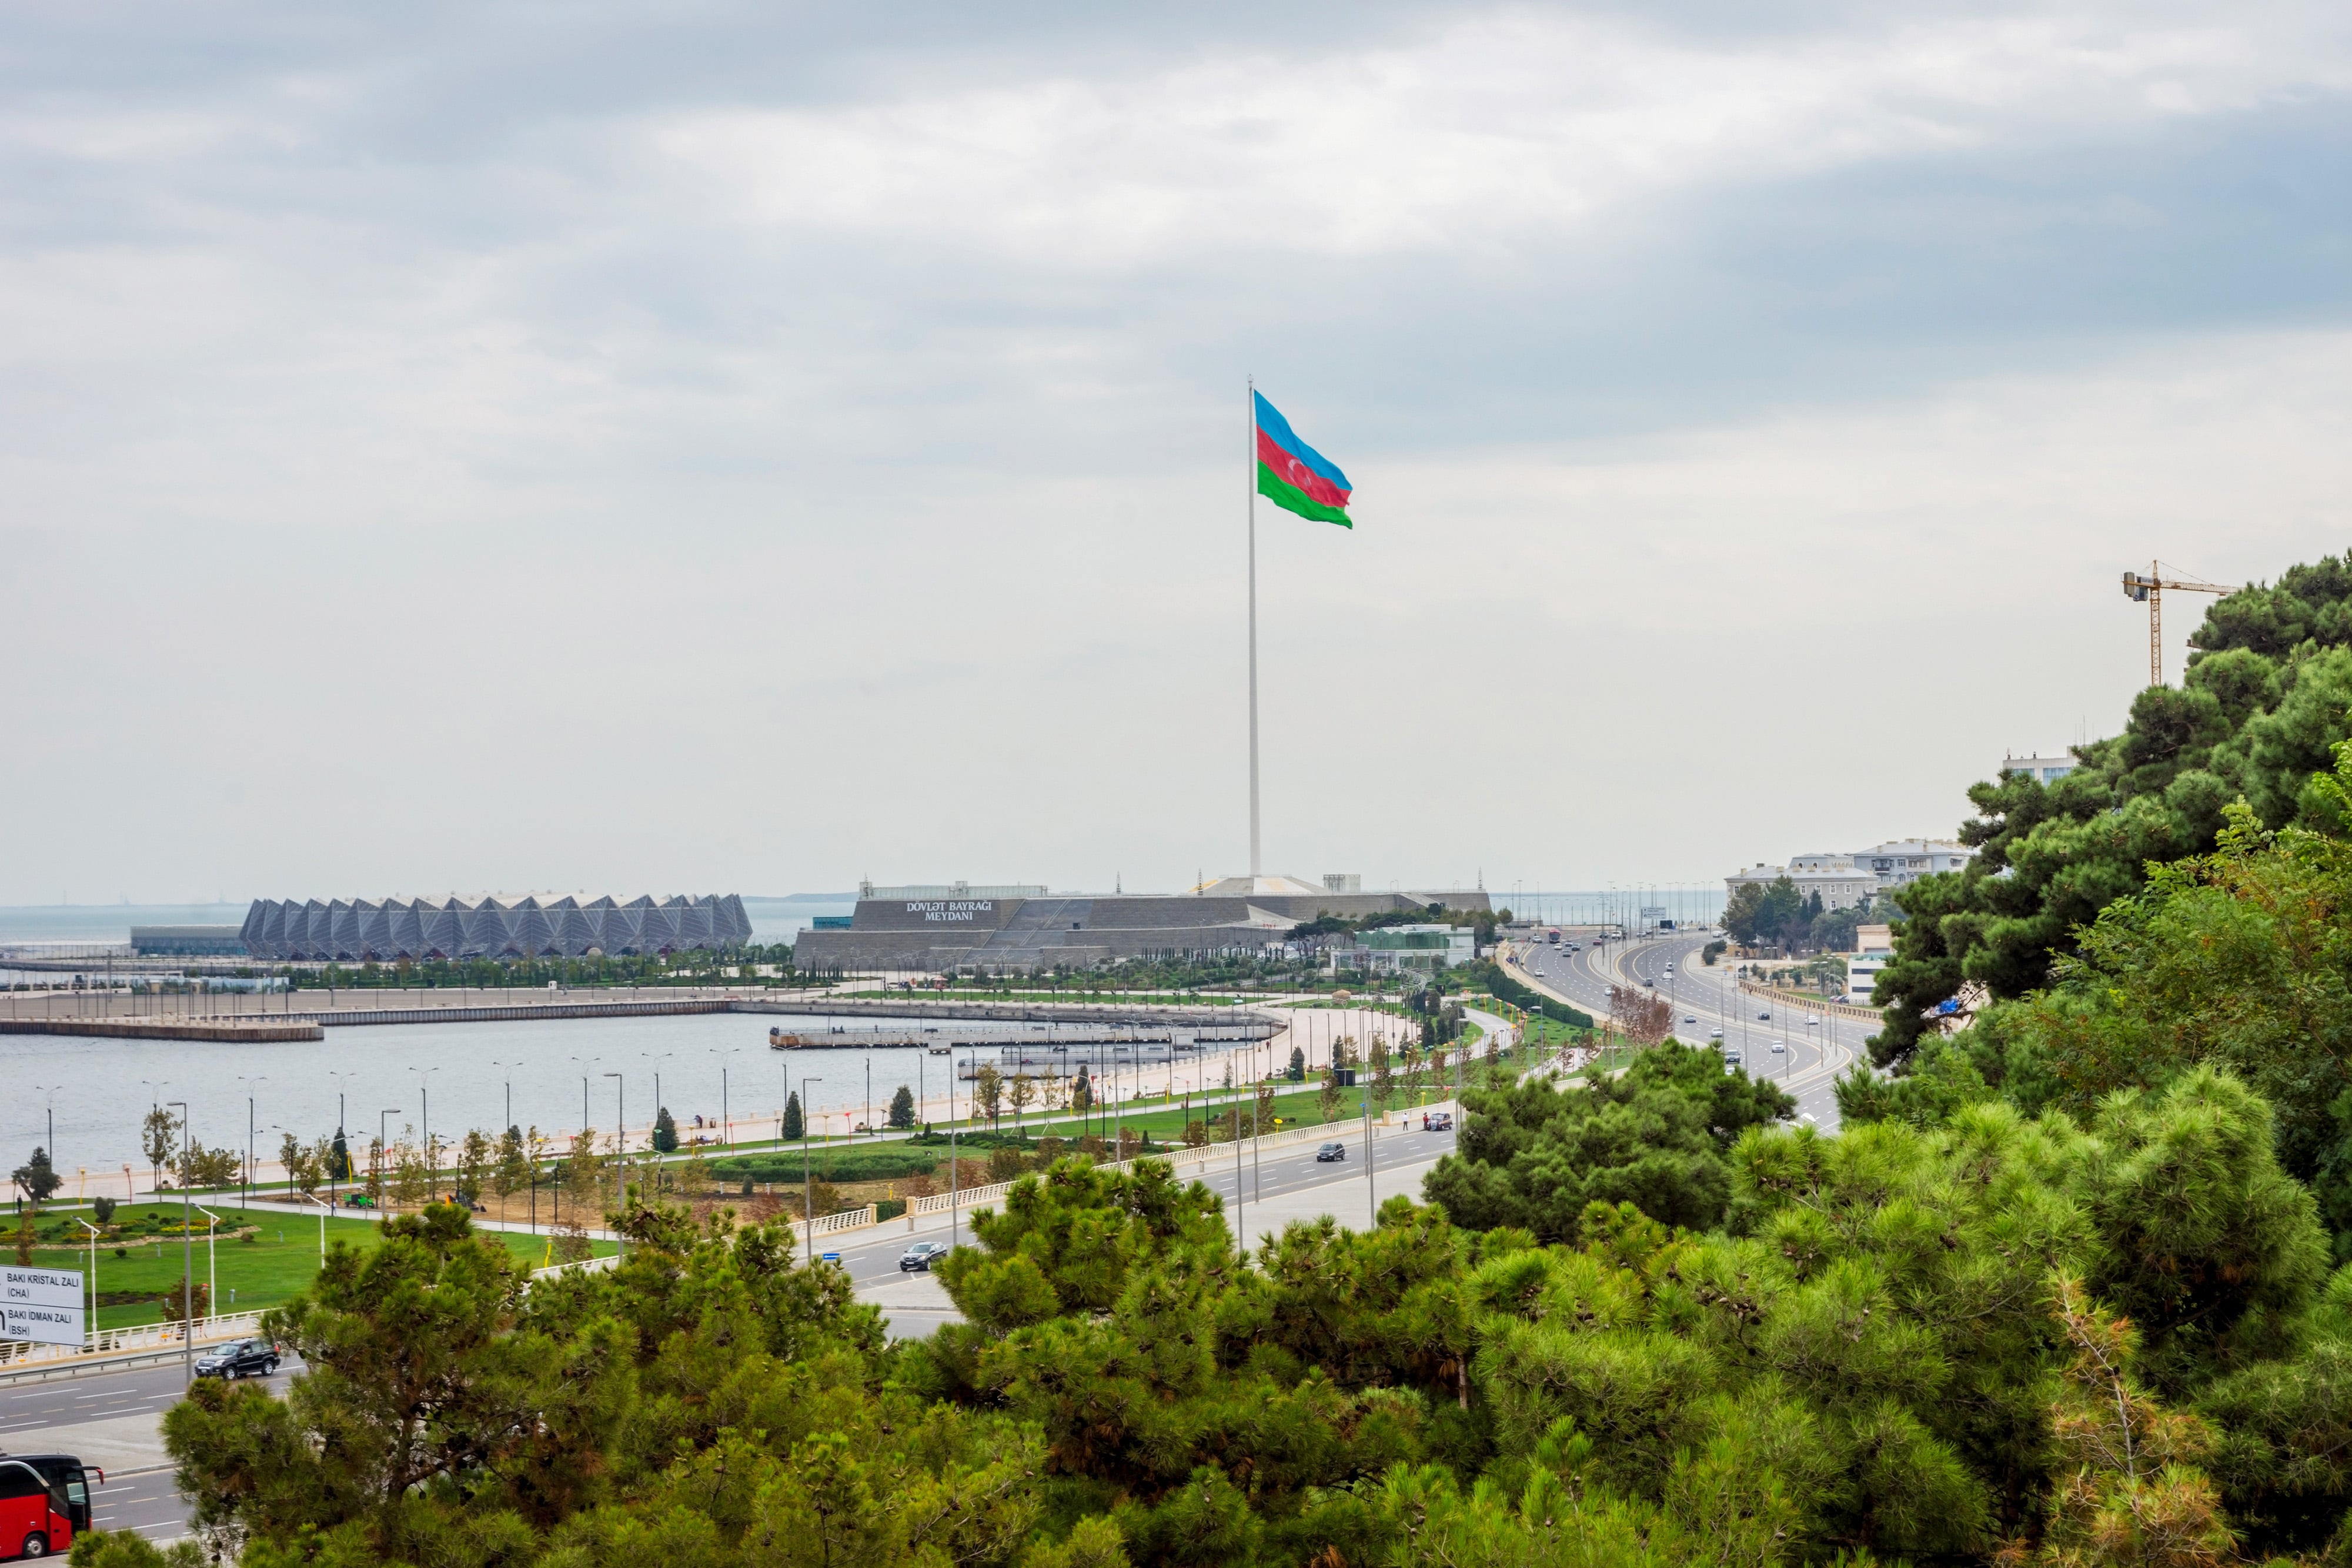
left=0, top=1309, right=265, bottom=1372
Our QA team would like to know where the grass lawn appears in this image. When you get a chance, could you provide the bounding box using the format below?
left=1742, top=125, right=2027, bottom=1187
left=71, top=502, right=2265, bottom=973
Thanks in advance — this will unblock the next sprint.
left=26, top=1203, right=615, bottom=1330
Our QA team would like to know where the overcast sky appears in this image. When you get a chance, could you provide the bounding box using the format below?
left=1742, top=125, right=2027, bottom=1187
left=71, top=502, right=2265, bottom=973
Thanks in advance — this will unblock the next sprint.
left=4, top=0, right=2348, bottom=907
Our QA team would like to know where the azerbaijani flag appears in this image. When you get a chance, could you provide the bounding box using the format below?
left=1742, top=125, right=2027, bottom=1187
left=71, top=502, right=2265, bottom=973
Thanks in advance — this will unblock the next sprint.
left=1254, top=390, right=1352, bottom=527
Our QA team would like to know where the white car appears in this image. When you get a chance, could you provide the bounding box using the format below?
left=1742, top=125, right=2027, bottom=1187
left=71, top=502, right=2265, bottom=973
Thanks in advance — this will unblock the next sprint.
left=1708, top=1028, right=1723, bottom=1040
left=1771, top=1042, right=1786, bottom=1053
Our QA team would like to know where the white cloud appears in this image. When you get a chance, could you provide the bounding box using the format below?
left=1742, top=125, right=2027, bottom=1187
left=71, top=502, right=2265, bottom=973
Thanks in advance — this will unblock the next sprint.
left=647, top=7, right=2348, bottom=266
left=1, top=1, right=2348, bottom=902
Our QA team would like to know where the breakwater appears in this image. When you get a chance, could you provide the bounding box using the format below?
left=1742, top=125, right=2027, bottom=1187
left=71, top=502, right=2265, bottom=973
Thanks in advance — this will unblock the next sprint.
left=0, top=1018, right=325, bottom=1042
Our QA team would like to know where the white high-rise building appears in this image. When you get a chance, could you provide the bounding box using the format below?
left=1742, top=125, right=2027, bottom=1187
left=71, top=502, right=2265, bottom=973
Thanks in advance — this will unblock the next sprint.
left=1997, top=751, right=2077, bottom=785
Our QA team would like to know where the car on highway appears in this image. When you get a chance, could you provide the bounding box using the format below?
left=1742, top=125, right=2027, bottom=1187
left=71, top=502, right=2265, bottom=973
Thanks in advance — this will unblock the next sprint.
left=1708, top=1028, right=1723, bottom=1040
left=194, top=1337, right=281, bottom=1380
left=1807, top=1017, right=1820, bottom=1027
left=1421, top=1111, right=1454, bottom=1132
left=1724, top=1051, right=1743, bottom=1065
left=1315, top=1141, right=1347, bottom=1162
left=1771, top=1042, right=1786, bottom=1053
left=1757, top=1010, right=1770, bottom=1020
left=0, top=1454, right=85, bottom=1560
left=899, top=1241, right=951, bottom=1272
left=1682, top=1015, right=1696, bottom=1024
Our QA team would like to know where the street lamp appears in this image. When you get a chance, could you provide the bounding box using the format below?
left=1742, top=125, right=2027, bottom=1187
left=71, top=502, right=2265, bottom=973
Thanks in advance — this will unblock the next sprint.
left=710, top=1048, right=740, bottom=1150
left=195, top=1203, right=221, bottom=1325
left=642, top=1052, right=673, bottom=1179
left=379, top=1108, right=401, bottom=1202
left=570, top=1057, right=599, bottom=1138
left=801, top=1075, right=823, bottom=1264
left=78, top=1218, right=102, bottom=1351
left=412, top=1066, right=440, bottom=1201
left=603, top=1071, right=626, bottom=1259
left=169, top=1101, right=192, bottom=1386
left=302, top=1192, right=330, bottom=1265
left=236, top=1075, right=266, bottom=1208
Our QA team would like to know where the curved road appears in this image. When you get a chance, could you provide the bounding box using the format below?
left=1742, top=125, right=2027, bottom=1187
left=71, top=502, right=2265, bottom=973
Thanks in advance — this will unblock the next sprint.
left=1509, top=931, right=1864, bottom=1129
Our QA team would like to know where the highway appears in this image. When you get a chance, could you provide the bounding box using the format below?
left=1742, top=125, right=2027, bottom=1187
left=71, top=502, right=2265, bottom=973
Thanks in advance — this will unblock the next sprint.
left=1509, top=931, right=1863, bottom=1129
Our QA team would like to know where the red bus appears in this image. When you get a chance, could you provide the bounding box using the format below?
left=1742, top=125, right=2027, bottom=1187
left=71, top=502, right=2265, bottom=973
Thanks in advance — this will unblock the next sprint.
left=0, top=1453, right=99, bottom=1559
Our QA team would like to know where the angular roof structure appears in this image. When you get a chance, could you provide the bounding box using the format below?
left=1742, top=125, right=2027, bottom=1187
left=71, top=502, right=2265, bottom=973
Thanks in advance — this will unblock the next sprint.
left=238, top=894, right=750, bottom=960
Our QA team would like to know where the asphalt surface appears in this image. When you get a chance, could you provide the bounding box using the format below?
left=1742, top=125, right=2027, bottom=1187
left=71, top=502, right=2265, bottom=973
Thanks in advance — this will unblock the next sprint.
left=1511, top=931, right=1859, bottom=1128
left=0, top=1357, right=300, bottom=1546
left=0, top=1103, right=1465, bottom=1544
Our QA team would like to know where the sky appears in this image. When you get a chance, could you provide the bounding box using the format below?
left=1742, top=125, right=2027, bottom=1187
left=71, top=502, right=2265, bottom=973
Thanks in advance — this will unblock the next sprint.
left=3, top=0, right=2348, bottom=907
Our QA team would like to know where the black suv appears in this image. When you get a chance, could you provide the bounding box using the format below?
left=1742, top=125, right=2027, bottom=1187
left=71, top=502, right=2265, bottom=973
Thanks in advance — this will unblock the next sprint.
left=193, top=1338, right=281, bottom=1380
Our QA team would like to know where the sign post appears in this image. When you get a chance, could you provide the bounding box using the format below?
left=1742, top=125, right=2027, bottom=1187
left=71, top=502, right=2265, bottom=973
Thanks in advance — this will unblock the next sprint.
left=1, top=1265, right=86, bottom=1348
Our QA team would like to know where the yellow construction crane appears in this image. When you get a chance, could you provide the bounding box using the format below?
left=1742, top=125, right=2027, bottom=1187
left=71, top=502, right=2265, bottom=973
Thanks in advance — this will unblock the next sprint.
left=2122, top=560, right=2235, bottom=687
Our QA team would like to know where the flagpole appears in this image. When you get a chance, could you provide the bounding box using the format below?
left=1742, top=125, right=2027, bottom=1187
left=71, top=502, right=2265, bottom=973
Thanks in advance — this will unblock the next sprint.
left=1247, top=376, right=1261, bottom=880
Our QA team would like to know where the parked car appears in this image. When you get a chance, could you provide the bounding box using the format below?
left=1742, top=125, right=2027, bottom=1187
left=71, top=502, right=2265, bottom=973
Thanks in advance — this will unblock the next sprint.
left=898, top=1241, right=950, bottom=1272
left=342, top=1193, right=375, bottom=1208
left=1315, top=1142, right=1347, bottom=1162
left=0, top=1455, right=81, bottom=1559
left=194, top=1338, right=281, bottom=1381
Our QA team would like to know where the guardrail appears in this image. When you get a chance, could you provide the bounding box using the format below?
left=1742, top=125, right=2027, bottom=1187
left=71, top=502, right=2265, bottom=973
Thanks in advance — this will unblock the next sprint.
left=0, top=1310, right=266, bottom=1375
left=1735, top=978, right=1884, bottom=1022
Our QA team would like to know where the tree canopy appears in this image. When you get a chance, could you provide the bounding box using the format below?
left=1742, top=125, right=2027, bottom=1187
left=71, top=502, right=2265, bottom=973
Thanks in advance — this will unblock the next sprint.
left=1421, top=1039, right=1795, bottom=1241
left=1873, top=550, right=2352, bottom=1063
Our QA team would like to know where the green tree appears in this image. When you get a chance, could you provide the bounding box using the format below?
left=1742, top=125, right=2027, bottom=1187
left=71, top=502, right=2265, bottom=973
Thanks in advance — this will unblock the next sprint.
left=975, top=1064, right=1004, bottom=1128
left=651, top=1106, right=679, bottom=1154
left=781, top=1091, right=804, bottom=1143
left=456, top=1128, right=493, bottom=1203
left=10, top=1146, right=61, bottom=1209
left=1287, top=1045, right=1305, bottom=1082
left=1868, top=554, right=2352, bottom=1066
left=1424, top=1038, right=1794, bottom=1239
left=2024, top=1276, right=2236, bottom=1568
left=142, top=1105, right=179, bottom=1195
left=888, top=1084, right=916, bottom=1129
left=493, top=1125, right=528, bottom=1198
left=279, top=1132, right=315, bottom=1195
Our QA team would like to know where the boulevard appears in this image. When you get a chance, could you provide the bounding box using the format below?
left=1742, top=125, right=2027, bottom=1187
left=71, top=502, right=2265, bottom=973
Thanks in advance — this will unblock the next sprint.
left=1509, top=931, right=1858, bottom=1129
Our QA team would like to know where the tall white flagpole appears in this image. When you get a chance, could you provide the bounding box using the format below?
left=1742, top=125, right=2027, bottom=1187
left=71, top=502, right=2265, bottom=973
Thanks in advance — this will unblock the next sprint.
left=1247, top=376, right=1261, bottom=880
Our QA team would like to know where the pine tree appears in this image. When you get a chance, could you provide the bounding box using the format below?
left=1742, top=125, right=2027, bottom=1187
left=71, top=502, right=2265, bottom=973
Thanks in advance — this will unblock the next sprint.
left=652, top=1106, right=679, bottom=1154
left=888, top=1085, right=916, bottom=1129
left=782, top=1091, right=804, bottom=1142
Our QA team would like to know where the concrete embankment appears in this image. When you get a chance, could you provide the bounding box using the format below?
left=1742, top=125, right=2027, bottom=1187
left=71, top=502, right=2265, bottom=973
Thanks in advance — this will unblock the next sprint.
left=0, top=1017, right=325, bottom=1042
left=0, top=990, right=1283, bottom=1042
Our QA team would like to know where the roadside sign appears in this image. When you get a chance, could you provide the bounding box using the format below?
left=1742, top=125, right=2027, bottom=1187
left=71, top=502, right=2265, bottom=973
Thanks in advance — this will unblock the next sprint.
left=821, top=1252, right=840, bottom=1264
left=2, top=1266, right=85, bottom=1347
